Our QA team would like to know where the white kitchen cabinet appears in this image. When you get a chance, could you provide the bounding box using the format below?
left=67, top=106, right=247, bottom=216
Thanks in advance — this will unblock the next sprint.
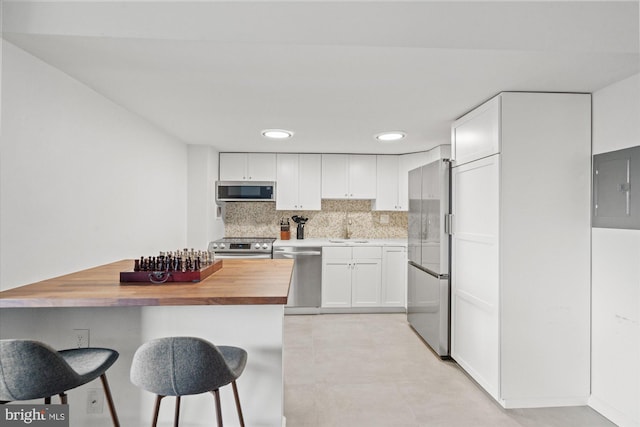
left=373, top=155, right=404, bottom=211
left=322, top=246, right=382, bottom=308
left=219, top=153, right=276, bottom=181
left=381, top=246, right=407, bottom=307
left=451, top=92, right=591, bottom=408
left=375, top=147, right=452, bottom=211
left=276, top=154, right=321, bottom=210
left=321, top=154, right=376, bottom=199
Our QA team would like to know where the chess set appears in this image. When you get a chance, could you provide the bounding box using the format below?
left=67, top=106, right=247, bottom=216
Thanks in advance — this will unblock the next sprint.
left=120, top=249, right=222, bottom=285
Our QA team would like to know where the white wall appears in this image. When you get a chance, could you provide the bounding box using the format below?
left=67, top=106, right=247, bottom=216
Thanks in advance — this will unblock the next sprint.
left=0, top=40, right=188, bottom=291
left=590, top=73, right=640, bottom=427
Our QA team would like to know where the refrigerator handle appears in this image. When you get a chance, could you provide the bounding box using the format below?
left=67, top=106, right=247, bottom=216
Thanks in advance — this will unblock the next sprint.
left=444, top=214, right=453, bottom=235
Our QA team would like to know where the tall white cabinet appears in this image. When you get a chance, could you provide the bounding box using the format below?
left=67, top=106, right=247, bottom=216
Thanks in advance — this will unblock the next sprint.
left=451, top=92, right=591, bottom=408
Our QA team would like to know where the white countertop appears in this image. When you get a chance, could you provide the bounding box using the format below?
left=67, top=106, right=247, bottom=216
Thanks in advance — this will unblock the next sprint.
left=273, top=238, right=407, bottom=248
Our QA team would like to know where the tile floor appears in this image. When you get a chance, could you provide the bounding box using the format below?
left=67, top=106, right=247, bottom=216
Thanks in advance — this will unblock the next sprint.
left=283, top=313, right=616, bottom=427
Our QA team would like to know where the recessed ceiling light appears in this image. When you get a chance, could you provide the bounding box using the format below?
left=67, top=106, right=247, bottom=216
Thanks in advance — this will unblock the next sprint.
left=262, top=129, right=294, bottom=139
left=375, top=131, right=406, bottom=142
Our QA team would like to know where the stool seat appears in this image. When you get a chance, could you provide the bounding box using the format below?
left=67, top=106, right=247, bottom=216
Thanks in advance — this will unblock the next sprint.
left=0, top=339, right=120, bottom=426
left=130, top=337, right=247, bottom=427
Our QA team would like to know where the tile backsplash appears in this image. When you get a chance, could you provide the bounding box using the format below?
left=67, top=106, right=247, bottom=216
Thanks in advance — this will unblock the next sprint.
left=223, top=200, right=407, bottom=239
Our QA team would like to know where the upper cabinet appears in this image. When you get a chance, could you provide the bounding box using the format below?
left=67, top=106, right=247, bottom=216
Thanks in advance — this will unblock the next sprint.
left=374, top=148, right=452, bottom=211
left=219, top=153, right=276, bottom=181
left=451, top=96, right=500, bottom=166
left=276, top=154, right=322, bottom=211
left=373, top=155, right=404, bottom=211
left=322, top=154, right=376, bottom=199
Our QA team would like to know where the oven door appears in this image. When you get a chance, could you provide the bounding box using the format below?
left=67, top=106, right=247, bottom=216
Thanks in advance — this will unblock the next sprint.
left=213, top=252, right=272, bottom=259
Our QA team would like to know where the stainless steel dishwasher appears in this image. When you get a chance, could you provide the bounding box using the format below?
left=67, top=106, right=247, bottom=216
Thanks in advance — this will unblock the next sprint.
left=273, top=246, right=322, bottom=314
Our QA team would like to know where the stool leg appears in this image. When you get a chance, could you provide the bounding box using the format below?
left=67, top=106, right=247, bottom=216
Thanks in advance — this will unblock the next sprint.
left=44, top=397, right=51, bottom=404
left=152, top=395, right=164, bottom=427
left=59, top=393, right=67, bottom=404
left=100, top=374, right=120, bottom=427
left=211, top=390, right=223, bottom=427
left=231, top=381, right=245, bottom=427
left=174, top=396, right=181, bottom=427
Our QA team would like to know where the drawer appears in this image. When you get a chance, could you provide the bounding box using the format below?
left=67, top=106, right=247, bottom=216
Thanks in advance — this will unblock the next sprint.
left=353, top=246, right=382, bottom=259
left=323, top=246, right=352, bottom=259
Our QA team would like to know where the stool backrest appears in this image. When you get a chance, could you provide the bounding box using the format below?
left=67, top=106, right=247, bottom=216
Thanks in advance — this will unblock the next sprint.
left=0, top=339, right=79, bottom=401
left=130, top=337, right=236, bottom=396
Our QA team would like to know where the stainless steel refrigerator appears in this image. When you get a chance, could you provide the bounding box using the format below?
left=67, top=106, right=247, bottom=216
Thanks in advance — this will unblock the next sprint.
left=407, top=159, right=451, bottom=358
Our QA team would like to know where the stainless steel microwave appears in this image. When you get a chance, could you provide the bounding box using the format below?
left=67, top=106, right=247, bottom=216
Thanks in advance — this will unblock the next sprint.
left=215, top=181, right=276, bottom=202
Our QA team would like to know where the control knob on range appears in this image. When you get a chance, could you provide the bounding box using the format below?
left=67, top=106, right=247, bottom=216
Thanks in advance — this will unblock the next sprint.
left=254, top=243, right=261, bottom=249
left=220, top=243, right=226, bottom=249
left=262, top=243, right=269, bottom=249
left=211, top=243, right=218, bottom=250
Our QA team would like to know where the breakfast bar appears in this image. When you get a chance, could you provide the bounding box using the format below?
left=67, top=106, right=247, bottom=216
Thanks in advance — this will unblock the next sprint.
left=0, top=259, right=294, bottom=427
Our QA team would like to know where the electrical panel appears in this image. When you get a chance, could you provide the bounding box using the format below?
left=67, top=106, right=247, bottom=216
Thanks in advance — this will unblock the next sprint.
left=593, top=145, right=640, bottom=229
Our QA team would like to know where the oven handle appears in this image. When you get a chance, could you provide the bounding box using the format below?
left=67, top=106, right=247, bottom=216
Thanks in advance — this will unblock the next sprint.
left=214, top=253, right=272, bottom=259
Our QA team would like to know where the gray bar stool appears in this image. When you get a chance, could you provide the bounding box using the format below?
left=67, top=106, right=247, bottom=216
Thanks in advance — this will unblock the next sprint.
left=130, top=336, right=247, bottom=427
left=0, top=339, right=120, bottom=426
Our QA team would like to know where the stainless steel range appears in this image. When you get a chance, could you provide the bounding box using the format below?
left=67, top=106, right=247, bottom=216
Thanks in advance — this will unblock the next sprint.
left=208, top=237, right=275, bottom=259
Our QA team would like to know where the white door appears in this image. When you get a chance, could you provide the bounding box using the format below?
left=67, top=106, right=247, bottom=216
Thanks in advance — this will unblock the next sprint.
left=451, top=154, right=501, bottom=401
left=276, top=154, right=299, bottom=210
left=297, top=154, right=322, bottom=210
left=374, top=155, right=400, bottom=210
left=321, top=260, right=352, bottom=307
left=322, top=154, right=349, bottom=198
left=351, top=260, right=382, bottom=307
left=219, top=153, right=247, bottom=180
left=348, top=155, right=377, bottom=199
left=247, top=153, right=276, bottom=181
left=381, top=247, right=407, bottom=307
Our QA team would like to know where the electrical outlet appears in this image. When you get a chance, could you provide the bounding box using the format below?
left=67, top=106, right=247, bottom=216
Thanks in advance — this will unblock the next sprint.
left=73, top=329, right=90, bottom=348
left=86, top=388, right=104, bottom=414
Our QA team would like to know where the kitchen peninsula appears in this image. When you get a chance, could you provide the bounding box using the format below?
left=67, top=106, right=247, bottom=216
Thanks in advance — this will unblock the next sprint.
left=0, top=259, right=293, bottom=427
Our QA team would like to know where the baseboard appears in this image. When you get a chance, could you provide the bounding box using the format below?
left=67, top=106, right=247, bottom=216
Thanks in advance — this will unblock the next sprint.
left=590, top=395, right=640, bottom=427
left=501, top=396, right=589, bottom=409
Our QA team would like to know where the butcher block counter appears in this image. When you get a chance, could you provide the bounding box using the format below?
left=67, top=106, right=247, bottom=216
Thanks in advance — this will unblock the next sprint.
left=0, top=259, right=293, bottom=308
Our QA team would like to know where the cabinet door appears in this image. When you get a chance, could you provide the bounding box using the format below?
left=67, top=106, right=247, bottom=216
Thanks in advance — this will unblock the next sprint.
left=247, top=153, right=276, bottom=181
left=297, top=154, right=322, bottom=210
left=322, top=154, right=349, bottom=198
left=451, top=155, right=500, bottom=401
left=374, top=155, right=400, bottom=211
left=351, top=259, right=382, bottom=307
left=276, top=154, right=299, bottom=210
left=219, top=153, right=247, bottom=180
left=349, top=155, right=377, bottom=199
left=452, top=96, right=501, bottom=166
left=322, top=260, right=352, bottom=308
left=381, top=247, right=407, bottom=307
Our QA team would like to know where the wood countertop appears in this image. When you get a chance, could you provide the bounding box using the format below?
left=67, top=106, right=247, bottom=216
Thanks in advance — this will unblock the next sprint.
left=0, top=259, right=293, bottom=308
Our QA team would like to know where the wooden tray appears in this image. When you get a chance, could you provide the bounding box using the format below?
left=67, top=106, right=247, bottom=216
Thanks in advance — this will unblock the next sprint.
left=120, top=259, right=223, bottom=285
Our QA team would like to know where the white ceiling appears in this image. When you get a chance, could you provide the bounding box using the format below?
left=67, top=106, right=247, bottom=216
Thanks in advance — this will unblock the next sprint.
left=2, top=1, right=639, bottom=154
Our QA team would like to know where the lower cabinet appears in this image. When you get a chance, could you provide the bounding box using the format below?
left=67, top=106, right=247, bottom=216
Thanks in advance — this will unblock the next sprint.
left=381, top=247, right=407, bottom=307
left=321, top=246, right=407, bottom=309
left=322, top=246, right=382, bottom=308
